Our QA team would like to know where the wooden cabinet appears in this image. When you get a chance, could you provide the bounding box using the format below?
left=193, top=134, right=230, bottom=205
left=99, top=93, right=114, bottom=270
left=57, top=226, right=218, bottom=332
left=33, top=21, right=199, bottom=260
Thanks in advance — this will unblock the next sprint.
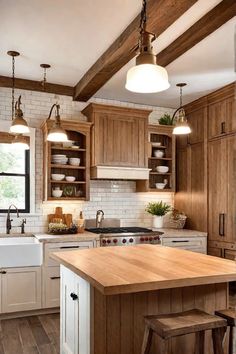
left=42, top=120, right=92, bottom=201
left=61, top=265, right=90, bottom=354
left=1, top=267, right=41, bottom=313
left=82, top=103, right=150, bottom=169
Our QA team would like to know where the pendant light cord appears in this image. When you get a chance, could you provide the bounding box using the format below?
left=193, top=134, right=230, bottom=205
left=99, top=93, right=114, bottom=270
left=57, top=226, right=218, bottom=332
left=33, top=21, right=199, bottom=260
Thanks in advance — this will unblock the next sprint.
left=180, top=86, right=183, bottom=107
left=11, top=56, right=15, bottom=120
left=139, top=0, right=147, bottom=33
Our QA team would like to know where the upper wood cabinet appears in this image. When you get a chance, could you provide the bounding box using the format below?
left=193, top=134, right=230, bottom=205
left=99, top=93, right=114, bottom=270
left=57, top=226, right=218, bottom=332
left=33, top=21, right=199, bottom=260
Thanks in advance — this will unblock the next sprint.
left=82, top=104, right=150, bottom=168
left=208, top=83, right=235, bottom=140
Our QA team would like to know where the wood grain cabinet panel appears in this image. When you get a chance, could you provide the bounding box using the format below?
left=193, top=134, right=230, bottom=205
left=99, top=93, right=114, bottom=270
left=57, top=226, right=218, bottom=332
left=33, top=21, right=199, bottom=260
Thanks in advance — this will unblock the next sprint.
left=208, top=247, right=222, bottom=258
left=187, top=107, right=205, bottom=144
left=208, top=100, right=227, bottom=139
left=82, top=103, right=150, bottom=168
left=226, top=135, right=236, bottom=243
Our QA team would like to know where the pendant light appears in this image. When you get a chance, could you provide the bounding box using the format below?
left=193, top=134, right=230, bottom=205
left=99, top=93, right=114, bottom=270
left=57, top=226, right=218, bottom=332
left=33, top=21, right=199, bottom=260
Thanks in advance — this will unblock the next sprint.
left=7, top=51, right=30, bottom=134
left=40, top=63, right=51, bottom=90
left=125, top=0, right=170, bottom=93
left=46, top=103, right=68, bottom=142
left=12, top=134, right=30, bottom=150
left=172, top=83, right=191, bottom=135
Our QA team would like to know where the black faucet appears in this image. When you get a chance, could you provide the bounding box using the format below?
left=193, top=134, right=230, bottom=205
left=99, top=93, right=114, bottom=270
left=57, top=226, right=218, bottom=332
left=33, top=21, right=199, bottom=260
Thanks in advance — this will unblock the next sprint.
left=6, top=204, right=19, bottom=234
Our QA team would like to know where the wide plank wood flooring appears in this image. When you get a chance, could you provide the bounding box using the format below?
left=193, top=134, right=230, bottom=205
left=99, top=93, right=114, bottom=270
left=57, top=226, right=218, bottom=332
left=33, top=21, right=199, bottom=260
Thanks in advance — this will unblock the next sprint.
left=0, top=314, right=59, bottom=354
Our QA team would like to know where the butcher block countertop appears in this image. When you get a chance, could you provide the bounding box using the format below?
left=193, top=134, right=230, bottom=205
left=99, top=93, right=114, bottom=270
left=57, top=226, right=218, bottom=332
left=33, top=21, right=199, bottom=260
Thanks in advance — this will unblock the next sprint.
left=52, top=244, right=236, bottom=295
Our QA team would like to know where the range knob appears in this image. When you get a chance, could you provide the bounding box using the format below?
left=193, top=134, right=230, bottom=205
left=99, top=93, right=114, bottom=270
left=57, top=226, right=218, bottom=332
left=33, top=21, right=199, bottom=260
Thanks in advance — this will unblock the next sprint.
left=140, top=237, right=144, bottom=242
left=102, top=239, right=106, bottom=244
left=145, top=237, right=149, bottom=241
left=113, top=239, right=118, bottom=244
left=122, top=239, right=127, bottom=244
left=154, top=236, right=159, bottom=241
left=149, top=237, right=153, bottom=241
left=129, top=238, right=134, bottom=243
left=107, top=239, right=111, bottom=244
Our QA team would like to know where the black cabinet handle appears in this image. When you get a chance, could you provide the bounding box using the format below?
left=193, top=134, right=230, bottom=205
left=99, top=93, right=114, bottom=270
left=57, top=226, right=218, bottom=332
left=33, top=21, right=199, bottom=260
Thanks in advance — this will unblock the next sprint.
left=70, top=292, right=78, bottom=301
left=221, top=122, right=226, bottom=134
left=219, top=213, right=225, bottom=236
left=60, top=246, right=80, bottom=249
left=172, top=240, right=189, bottom=243
left=50, top=276, right=60, bottom=280
left=0, top=271, right=7, bottom=274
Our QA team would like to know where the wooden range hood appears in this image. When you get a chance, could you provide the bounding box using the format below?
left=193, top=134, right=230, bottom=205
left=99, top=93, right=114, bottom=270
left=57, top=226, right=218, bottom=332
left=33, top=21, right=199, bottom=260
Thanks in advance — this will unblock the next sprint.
left=82, top=103, right=151, bottom=180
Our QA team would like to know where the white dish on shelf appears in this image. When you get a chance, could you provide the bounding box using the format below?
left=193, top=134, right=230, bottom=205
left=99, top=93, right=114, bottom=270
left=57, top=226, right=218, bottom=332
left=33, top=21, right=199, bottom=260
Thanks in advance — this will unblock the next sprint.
left=154, top=150, right=164, bottom=158
left=66, top=176, right=76, bottom=182
left=52, top=189, right=63, bottom=197
left=71, top=145, right=80, bottom=149
left=52, top=154, right=67, bottom=158
left=62, top=141, right=73, bottom=148
left=69, top=158, right=81, bottom=166
left=152, top=142, right=162, bottom=147
left=156, top=166, right=169, bottom=173
left=155, top=183, right=166, bottom=189
left=51, top=174, right=65, bottom=181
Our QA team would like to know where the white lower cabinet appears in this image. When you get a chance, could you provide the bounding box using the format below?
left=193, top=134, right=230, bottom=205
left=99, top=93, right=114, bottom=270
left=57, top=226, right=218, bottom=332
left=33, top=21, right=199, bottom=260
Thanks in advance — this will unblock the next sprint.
left=1, top=267, right=42, bottom=313
left=161, top=236, right=207, bottom=254
left=60, top=265, right=90, bottom=354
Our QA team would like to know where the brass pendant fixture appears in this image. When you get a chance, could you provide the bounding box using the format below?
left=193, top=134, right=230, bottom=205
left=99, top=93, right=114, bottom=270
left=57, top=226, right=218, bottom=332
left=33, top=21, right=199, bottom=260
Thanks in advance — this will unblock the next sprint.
left=12, top=134, right=30, bottom=150
left=172, top=83, right=191, bottom=135
left=46, top=103, right=68, bottom=142
left=125, top=0, right=170, bottom=93
left=8, top=50, right=30, bottom=135
left=40, top=63, right=51, bottom=90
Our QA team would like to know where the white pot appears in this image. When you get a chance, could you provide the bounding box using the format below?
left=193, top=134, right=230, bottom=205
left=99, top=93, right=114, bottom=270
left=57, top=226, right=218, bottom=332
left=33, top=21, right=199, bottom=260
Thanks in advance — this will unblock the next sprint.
left=153, top=216, right=164, bottom=229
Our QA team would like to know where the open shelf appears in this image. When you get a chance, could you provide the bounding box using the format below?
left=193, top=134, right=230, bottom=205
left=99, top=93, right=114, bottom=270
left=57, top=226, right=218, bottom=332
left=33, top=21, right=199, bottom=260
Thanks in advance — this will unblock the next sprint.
left=149, top=157, right=172, bottom=160
left=50, top=180, right=86, bottom=184
left=150, top=172, right=171, bottom=175
left=51, top=146, right=86, bottom=152
left=50, top=164, right=86, bottom=170
left=149, top=188, right=173, bottom=192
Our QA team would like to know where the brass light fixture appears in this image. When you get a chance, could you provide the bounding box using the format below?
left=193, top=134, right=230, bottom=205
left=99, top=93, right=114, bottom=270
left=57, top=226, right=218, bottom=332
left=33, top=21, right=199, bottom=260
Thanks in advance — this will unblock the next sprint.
left=172, top=83, right=191, bottom=135
left=40, top=63, right=51, bottom=90
left=12, top=134, right=30, bottom=150
left=46, top=103, right=68, bottom=142
left=8, top=51, right=30, bottom=134
left=125, top=0, right=170, bottom=93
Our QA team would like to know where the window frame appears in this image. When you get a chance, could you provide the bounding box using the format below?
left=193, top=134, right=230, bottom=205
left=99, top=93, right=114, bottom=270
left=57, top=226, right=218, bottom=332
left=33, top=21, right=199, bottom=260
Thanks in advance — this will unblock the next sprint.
left=0, top=147, right=30, bottom=213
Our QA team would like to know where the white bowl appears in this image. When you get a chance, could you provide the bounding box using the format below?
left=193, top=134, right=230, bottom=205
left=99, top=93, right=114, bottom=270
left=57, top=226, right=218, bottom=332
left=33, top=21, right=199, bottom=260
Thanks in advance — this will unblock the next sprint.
left=154, top=150, right=164, bottom=158
left=52, top=154, right=67, bottom=158
left=155, top=183, right=166, bottom=189
left=156, top=166, right=169, bottom=173
left=69, top=158, right=81, bottom=166
left=152, top=142, right=162, bottom=147
left=66, top=176, right=76, bottom=182
left=51, top=174, right=65, bottom=181
left=62, top=141, right=73, bottom=148
left=52, top=189, right=63, bottom=197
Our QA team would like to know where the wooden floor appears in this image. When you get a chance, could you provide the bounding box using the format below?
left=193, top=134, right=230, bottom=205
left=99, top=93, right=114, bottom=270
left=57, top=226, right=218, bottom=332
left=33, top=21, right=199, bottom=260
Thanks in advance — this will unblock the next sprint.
left=0, top=313, right=60, bottom=354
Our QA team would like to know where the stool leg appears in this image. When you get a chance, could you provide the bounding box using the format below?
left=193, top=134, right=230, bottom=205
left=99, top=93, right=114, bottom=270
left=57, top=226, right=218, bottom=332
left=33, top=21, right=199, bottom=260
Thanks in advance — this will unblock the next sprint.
left=229, top=326, right=236, bottom=354
left=195, top=331, right=205, bottom=354
left=212, top=327, right=227, bottom=354
left=141, top=326, right=153, bottom=354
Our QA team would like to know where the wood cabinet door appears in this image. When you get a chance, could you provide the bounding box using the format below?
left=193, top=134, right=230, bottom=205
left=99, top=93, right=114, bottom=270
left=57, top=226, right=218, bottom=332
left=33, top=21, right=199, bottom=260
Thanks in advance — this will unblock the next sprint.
left=1, top=267, right=41, bottom=313
left=175, top=147, right=189, bottom=213
left=208, top=100, right=226, bottom=139
left=188, top=107, right=205, bottom=145
left=226, top=97, right=236, bottom=135
left=208, top=247, right=222, bottom=257
left=208, top=139, right=228, bottom=241
left=226, top=135, right=236, bottom=243
left=94, top=113, right=147, bottom=167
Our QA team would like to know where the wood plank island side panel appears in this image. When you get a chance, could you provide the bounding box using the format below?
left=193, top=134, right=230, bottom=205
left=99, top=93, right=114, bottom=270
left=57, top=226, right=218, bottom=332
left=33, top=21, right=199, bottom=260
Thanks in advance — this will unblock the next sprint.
left=91, top=283, right=228, bottom=354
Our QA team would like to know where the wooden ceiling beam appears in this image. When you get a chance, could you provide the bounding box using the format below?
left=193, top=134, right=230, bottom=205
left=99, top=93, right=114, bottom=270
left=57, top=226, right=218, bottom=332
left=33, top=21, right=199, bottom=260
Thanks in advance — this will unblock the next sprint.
left=0, top=75, right=74, bottom=97
left=73, top=0, right=198, bottom=102
left=156, top=0, right=236, bottom=67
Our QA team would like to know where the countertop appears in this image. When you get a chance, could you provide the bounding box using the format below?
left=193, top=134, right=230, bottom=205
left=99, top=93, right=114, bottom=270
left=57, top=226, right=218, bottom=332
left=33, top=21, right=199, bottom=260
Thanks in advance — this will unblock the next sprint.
left=34, top=231, right=99, bottom=243
left=157, top=228, right=207, bottom=237
left=52, top=244, right=236, bottom=295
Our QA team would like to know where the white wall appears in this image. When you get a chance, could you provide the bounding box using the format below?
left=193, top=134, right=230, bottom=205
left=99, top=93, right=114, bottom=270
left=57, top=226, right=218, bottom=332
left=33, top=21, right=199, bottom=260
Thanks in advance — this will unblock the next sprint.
left=0, top=87, right=174, bottom=233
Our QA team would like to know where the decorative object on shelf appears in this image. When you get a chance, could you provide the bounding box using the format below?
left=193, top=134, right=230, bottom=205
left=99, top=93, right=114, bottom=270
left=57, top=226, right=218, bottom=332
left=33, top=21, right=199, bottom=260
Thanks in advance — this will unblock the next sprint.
left=69, top=157, right=81, bottom=166
left=46, top=103, right=68, bottom=142
left=48, top=222, right=77, bottom=235
left=159, top=113, right=173, bottom=126
left=145, top=201, right=171, bottom=228
left=63, top=185, right=74, bottom=197
left=65, top=176, right=76, bottom=182
left=155, top=182, right=166, bottom=190
left=52, top=187, right=63, bottom=198
left=172, top=83, right=191, bottom=135
left=153, top=150, right=164, bottom=158
left=7, top=51, right=30, bottom=136
left=125, top=0, right=169, bottom=93
left=51, top=173, right=65, bottom=181
left=163, top=209, right=187, bottom=229
left=40, top=63, right=51, bottom=90
left=62, top=140, right=73, bottom=148
left=52, top=154, right=68, bottom=165
left=11, top=133, right=30, bottom=150
left=156, top=166, right=169, bottom=173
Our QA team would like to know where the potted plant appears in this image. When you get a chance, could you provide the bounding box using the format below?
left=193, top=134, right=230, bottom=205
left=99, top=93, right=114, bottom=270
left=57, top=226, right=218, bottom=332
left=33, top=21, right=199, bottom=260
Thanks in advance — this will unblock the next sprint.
left=145, top=201, right=171, bottom=228
left=158, top=113, right=173, bottom=126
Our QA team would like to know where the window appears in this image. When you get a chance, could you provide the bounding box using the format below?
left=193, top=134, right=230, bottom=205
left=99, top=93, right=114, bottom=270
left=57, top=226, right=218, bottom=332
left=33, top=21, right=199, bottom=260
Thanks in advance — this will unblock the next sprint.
left=0, top=142, right=30, bottom=212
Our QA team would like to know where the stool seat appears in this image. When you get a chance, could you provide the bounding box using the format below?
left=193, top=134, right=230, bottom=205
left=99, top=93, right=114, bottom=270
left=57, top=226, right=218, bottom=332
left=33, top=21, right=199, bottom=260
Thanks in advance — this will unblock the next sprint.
left=145, top=308, right=227, bottom=339
left=216, top=309, right=236, bottom=326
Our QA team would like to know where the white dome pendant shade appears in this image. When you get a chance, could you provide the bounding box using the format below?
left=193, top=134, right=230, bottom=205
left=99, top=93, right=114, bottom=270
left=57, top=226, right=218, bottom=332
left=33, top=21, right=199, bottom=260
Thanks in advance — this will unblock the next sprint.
left=125, top=30, right=170, bottom=94
left=9, top=95, right=30, bottom=134
left=12, top=134, right=30, bottom=150
left=46, top=103, right=68, bottom=142
left=172, top=83, right=191, bottom=135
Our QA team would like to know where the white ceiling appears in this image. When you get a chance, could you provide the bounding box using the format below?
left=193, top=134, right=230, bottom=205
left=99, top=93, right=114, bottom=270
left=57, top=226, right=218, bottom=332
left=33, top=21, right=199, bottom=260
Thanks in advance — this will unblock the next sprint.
left=0, top=0, right=235, bottom=108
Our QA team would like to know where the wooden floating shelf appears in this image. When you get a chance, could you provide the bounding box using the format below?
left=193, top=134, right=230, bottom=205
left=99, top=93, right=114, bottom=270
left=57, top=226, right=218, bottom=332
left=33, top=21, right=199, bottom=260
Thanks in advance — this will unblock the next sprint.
left=48, top=197, right=86, bottom=201
left=151, top=145, right=166, bottom=149
left=51, top=146, right=86, bottom=152
left=150, top=172, right=172, bottom=175
left=50, top=164, right=86, bottom=170
left=149, top=157, right=172, bottom=160
left=149, top=188, right=173, bottom=192
left=50, top=180, right=86, bottom=184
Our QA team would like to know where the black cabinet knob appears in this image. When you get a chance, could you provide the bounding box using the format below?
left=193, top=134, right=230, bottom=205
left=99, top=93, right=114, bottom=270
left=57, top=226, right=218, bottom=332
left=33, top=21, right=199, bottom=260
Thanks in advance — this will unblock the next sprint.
left=70, top=292, right=78, bottom=300
left=0, top=271, right=6, bottom=274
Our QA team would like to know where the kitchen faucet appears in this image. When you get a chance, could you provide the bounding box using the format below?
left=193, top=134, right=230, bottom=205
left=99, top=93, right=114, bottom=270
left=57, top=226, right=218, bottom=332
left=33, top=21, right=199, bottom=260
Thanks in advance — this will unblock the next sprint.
left=6, top=205, right=26, bottom=234
left=96, top=210, right=104, bottom=228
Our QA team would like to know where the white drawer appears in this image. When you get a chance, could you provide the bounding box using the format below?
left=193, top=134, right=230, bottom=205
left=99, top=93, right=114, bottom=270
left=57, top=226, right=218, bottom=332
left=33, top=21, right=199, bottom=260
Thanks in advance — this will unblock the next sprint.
left=44, top=266, right=60, bottom=308
left=161, top=237, right=207, bottom=254
left=44, top=241, right=94, bottom=266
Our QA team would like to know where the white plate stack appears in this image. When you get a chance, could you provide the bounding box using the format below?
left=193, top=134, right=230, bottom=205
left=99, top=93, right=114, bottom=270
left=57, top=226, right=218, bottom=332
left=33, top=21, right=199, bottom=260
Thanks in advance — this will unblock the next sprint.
left=52, top=154, right=68, bottom=165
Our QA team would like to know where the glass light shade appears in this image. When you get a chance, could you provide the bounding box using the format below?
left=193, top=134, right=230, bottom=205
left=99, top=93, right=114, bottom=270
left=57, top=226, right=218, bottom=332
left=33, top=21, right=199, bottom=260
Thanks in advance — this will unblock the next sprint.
left=47, top=127, right=68, bottom=142
left=10, top=118, right=30, bottom=134
left=12, top=135, right=30, bottom=150
left=125, top=64, right=170, bottom=93
left=173, top=124, right=191, bottom=135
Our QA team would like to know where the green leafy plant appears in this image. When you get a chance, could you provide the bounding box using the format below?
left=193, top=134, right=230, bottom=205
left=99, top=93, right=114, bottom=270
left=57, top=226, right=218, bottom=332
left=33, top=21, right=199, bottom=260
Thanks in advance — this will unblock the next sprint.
left=158, top=113, right=173, bottom=126
left=145, top=201, right=172, bottom=216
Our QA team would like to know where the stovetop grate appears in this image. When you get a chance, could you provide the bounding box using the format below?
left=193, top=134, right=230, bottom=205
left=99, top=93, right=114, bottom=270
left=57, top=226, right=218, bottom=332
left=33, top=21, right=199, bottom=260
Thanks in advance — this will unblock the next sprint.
left=86, top=227, right=153, bottom=235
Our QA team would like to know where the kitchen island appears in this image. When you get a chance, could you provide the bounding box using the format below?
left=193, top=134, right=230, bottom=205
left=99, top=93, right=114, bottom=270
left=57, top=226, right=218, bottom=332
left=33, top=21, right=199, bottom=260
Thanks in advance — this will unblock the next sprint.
left=52, top=244, right=236, bottom=354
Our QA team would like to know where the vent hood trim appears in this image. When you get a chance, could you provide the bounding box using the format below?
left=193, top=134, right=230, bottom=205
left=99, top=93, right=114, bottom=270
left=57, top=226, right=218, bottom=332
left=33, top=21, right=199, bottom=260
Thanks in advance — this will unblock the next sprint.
left=90, top=166, right=151, bottom=180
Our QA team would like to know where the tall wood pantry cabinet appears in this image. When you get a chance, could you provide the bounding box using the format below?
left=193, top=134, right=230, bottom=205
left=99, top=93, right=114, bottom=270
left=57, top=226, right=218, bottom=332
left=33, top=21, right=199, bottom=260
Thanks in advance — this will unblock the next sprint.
left=175, top=82, right=236, bottom=258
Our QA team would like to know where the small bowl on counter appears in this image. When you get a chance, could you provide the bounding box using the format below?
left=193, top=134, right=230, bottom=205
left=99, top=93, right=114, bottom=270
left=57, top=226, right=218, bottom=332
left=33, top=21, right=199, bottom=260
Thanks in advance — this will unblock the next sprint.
left=52, top=189, right=63, bottom=198
left=155, top=183, right=166, bottom=190
left=65, top=176, right=76, bottom=182
left=156, top=166, right=169, bottom=173
left=153, top=150, right=164, bottom=158
left=69, top=157, right=81, bottom=166
left=51, top=174, right=65, bottom=181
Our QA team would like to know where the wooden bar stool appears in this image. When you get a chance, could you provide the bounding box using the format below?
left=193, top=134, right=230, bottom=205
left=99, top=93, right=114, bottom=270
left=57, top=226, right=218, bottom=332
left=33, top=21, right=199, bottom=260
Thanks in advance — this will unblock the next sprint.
left=216, top=309, right=236, bottom=354
left=141, top=309, right=227, bottom=354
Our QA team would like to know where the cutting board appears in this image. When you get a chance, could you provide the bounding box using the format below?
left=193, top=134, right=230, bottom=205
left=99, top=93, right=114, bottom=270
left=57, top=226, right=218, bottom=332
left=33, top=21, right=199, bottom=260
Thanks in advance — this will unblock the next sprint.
left=48, top=207, right=73, bottom=227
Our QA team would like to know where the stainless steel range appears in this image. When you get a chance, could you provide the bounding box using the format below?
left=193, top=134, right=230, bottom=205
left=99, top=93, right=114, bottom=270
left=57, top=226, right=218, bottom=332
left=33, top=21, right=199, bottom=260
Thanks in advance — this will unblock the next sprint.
left=86, top=226, right=162, bottom=247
